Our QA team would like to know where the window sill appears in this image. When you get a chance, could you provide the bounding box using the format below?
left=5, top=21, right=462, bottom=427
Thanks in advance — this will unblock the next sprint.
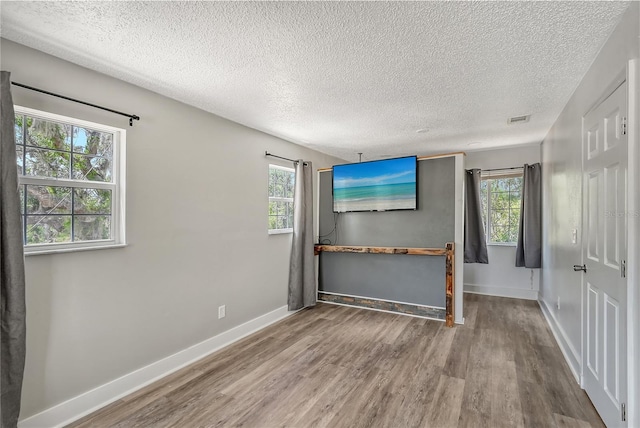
left=487, top=242, right=517, bottom=247
left=24, top=243, right=128, bottom=256
left=268, top=229, right=293, bottom=235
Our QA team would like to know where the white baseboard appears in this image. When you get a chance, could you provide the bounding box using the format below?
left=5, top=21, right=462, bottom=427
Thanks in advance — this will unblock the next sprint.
left=464, top=284, right=539, bottom=300
left=538, top=298, right=582, bottom=385
left=18, top=305, right=296, bottom=428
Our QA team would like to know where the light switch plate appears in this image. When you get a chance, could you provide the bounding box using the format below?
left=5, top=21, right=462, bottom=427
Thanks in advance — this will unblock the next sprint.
left=571, top=229, right=578, bottom=244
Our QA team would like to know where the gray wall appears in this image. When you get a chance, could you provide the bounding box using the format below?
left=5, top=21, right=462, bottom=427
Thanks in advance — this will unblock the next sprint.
left=1, top=39, right=344, bottom=419
left=318, top=157, right=455, bottom=307
left=540, top=1, right=639, bottom=399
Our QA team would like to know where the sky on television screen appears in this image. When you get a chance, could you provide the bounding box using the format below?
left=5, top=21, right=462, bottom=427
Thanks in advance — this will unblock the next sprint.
left=333, top=157, right=416, bottom=189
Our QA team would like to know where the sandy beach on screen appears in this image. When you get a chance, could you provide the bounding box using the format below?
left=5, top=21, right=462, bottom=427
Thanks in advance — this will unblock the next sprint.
left=334, top=198, right=415, bottom=212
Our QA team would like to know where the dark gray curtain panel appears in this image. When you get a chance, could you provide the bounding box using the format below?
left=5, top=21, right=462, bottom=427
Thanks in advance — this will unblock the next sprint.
left=287, top=160, right=316, bottom=310
left=0, top=71, right=27, bottom=428
left=464, top=169, right=488, bottom=264
left=516, top=163, right=542, bottom=268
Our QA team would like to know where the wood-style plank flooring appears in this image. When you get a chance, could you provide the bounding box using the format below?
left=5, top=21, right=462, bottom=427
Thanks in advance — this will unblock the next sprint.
left=68, top=294, right=603, bottom=427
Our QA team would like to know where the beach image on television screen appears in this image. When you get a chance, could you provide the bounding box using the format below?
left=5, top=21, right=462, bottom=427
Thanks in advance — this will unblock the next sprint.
left=332, top=156, right=417, bottom=212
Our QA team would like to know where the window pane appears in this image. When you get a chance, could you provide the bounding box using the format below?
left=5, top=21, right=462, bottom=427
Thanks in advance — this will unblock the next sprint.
left=15, top=114, right=23, bottom=144
left=287, top=201, right=294, bottom=228
left=72, top=154, right=111, bottom=182
left=74, top=188, right=111, bottom=214
left=74, top=215, right=111, bottom=241
left=284, top=172, right=295, bottom=198
left=273, top=200, right=282, bottom=216
left=490, top=209, right=509, bottom=226
left=268, top=171, right=275, bottom=197
left=73, top=127, right=113, bottom=157
left=509, top=177, right=523, bottom=192
left=26, top=215, right=71, bottom=244
left=268, top=167, right=294, bottom=230
left=16, top=145, right=23, bottom=175
left=480, top=180, right=488, bottom=223
left=19, top=185, right=25, bottom=214
left=26, top=186, right=72, bottom=214
left=508, top=226, right=519, bottom=243
left=491, top=226, right=510, bottom=243
left=25, top=147, right=70, bottom=178
left=511, top=208, right=521, bottom=224
left=490, top=179, right=505, bottom=192
left=26, top=117, right=71, bottom=150
left=491, top=191, right=510, bottom=210
left=274, top=169, right=285, bottom=197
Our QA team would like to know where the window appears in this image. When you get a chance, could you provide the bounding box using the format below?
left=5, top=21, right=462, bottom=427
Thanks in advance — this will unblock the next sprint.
left=268, top=165, right=294, bottom=234
left=14, top=106, right=126, bottom=254
left=480, top=173, right=522, bottom=245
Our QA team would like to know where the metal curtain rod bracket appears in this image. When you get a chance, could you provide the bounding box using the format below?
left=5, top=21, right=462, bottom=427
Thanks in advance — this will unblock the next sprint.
left=265, top=151, right=308, bottom=166
left=11, top=81, right=140, bottom=127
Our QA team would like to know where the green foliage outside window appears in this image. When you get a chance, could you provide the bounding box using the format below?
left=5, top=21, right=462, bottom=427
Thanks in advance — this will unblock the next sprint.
left=480, top=176, right=522, bottom=244
left=15, top=114, right=114, bottom=245
left=268, top=166, right=295, bottom=231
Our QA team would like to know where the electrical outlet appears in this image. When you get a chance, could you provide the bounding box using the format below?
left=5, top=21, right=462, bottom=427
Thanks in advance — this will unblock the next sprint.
left=557, top=297, right=561, bottom=310
left=218, top=305, right=226, bottom=319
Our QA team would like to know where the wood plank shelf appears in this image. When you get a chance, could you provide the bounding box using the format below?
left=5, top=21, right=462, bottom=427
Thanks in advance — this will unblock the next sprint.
left=314, top=243, right=456, bottom=327
left=314, top=245, right=446, bottom=256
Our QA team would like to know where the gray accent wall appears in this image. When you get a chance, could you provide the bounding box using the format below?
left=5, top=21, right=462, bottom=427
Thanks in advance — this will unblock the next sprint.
left=318, top=157, right=455, bottom=308
left=319, top=253, right=446, bottom=307
left=319, top=157, right=455, bottom=247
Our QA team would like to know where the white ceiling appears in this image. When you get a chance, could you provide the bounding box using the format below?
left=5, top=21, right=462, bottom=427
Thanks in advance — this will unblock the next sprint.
left=0, top=1, right=631, bottom=162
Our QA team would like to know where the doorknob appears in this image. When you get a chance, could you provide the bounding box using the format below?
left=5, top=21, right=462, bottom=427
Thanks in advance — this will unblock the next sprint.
left=573, top=264, right=587, bottom=273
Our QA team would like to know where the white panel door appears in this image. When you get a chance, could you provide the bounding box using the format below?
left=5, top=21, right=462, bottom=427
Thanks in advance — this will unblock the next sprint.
left=582, top=81, right=628, bottom=427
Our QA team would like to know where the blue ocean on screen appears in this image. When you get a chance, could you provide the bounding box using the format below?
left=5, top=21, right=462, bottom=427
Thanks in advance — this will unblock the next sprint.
left=333, top=183, right=416, bottom=202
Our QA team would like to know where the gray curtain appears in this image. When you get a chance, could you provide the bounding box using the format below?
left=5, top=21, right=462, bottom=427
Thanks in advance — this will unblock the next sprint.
left=287, top=160, right=315, bottom=310
left=516, top=163, right=542, bottom=268
left=1, top=71, right=27, bottom=428
left=464, top=169, right=489, bottom=263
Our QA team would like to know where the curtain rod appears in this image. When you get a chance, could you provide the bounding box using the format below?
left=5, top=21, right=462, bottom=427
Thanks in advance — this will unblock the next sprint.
left=265, top=151, right=308, bottom=166
left=482, top=166, right=523, bottom=172
left=11, top=81, right=140, bottom=127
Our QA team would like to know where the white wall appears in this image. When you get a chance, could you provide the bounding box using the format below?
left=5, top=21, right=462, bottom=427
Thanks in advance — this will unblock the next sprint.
left=540, top=0, right=639, bottom=412
left=1, top=39, right=344, bottom=421
left=463, top=145, right=541, bottom=300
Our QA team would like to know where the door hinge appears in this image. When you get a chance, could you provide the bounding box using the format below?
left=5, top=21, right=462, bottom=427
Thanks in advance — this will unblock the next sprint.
left=622, top=403, right=626, bottom=421
left=621, top=117, right=627, bottom=136
left=622, top=260, right=626, bottom=278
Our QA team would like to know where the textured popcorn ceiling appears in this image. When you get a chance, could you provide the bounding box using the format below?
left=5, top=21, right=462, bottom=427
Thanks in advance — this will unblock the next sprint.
left=0, top=1, right=631, bottom=161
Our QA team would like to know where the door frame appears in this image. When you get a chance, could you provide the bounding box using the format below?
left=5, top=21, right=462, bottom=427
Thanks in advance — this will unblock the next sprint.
left=625, top=58, right=639, bottom=428
left=580, top=58, right=639, bottom=426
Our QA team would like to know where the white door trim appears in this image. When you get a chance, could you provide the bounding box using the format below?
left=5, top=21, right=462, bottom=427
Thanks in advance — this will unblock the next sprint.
left=625, top=57, right=639, bottom=428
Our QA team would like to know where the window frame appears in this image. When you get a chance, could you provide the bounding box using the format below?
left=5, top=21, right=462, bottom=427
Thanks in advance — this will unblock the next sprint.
left=480, top=171, right=523, bottom=247
left=268, top=164, right=295, bottom=234
left=15, top=106, right=126, bottom=255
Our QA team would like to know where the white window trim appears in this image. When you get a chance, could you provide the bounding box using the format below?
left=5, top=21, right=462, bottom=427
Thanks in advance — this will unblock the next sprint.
left=481, top=171, right=522, bottom=246
left=268, top=164, right=294, bottom=234
left=15, top=106, right=126, bottom=255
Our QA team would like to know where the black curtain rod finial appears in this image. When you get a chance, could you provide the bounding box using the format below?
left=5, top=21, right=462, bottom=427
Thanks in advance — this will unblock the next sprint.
left=129, top=116, right=140, bottom=127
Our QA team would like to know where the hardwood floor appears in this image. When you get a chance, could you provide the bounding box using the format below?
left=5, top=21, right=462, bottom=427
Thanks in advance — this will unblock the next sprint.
left=68, top=294, right=604, bottom=428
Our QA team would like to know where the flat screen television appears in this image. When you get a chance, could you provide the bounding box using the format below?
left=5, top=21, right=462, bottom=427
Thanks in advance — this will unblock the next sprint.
left=333, top=156, right=417, bottom=213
